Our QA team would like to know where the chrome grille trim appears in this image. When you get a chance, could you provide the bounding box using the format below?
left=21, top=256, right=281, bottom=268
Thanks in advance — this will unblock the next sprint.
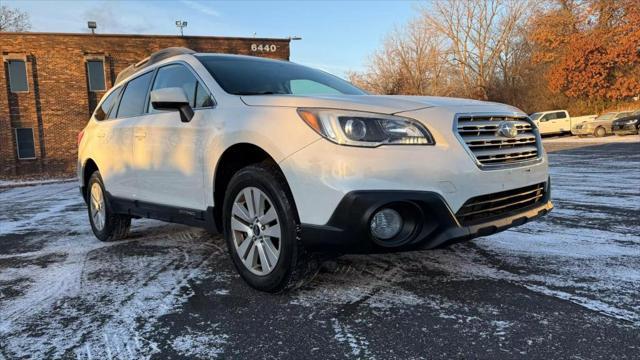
left=456, top=182, right=546, bottom=225
left=454, top=113, right=543, bottom=169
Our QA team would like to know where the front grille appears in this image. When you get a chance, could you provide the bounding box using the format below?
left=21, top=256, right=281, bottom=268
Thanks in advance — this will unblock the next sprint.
left=456, top=115, right=541, bottom=167
left=456, top=183, right=546, bottom=225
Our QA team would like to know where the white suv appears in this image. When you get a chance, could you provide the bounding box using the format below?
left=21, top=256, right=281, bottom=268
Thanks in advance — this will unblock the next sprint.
left=78, top=48, right=552, bottom=292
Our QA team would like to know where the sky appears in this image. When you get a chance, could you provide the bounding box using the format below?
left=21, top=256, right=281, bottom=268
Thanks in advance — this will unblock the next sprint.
left=5, top=0, right=420, bottom=77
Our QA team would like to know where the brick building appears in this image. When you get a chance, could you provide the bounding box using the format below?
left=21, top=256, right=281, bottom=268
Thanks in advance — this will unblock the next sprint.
left=0, top=32, right=291, bottom=177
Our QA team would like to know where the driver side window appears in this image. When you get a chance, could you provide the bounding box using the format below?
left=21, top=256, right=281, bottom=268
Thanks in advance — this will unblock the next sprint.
left=149, top=64, right=214, bottom=112
left=541, top=113, right=553, bottom=122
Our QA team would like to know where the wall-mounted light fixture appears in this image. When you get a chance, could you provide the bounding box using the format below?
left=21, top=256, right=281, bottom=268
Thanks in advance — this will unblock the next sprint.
left=88, top=21, right=97, bottom=34
left=175, top=20, right=188, bottom=36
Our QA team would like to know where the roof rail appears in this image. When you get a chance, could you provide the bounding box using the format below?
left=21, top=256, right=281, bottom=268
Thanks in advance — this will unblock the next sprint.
left=114, top=47, right=196, bottom=85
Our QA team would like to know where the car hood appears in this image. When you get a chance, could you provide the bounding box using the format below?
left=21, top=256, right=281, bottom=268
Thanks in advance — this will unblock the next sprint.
left=240, top=94, right=516, bottom=114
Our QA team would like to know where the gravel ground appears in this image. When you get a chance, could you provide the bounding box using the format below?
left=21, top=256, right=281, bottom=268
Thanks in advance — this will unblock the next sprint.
left=0, top=140, right=639, bottom=359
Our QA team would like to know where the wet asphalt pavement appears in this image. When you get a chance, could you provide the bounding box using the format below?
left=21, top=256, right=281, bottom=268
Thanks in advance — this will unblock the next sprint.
left=0, top=139, right=639, bottom=359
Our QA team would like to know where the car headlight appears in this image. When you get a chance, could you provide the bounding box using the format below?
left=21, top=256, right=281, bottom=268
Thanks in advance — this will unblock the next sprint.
left=297, top=108, right=434, bottom=147
left=627, top=119, right=639, bottom=124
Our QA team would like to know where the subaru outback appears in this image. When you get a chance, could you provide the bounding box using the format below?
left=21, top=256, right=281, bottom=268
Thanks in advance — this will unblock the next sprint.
left=78, top=48, right=552, bottom=292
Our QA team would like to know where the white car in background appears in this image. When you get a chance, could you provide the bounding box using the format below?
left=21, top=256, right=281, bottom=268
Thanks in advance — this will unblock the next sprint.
left=529, top=110, right=596, bottom=135
left=77, top=48, right=552, bottom=292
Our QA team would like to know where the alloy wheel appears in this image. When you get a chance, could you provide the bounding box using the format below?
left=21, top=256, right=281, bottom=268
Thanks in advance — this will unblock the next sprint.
left=89, top=182, right=106, bottom=231
left=230, top=187, right=281, bottom=276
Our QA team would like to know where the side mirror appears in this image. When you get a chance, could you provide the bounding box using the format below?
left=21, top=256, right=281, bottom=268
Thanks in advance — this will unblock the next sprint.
left=150, top=87, right=194, bottom=122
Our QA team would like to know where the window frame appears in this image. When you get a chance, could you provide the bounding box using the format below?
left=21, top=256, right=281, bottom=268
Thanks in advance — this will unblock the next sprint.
left=93, top=85, right=123, bottom=121
left=14, top=128, right=37, bottom=160
left=146, top=61, right=216, bottom=113
left=7, top=59, right=29, bottom=93
left=114, top=70, right=156, bottom=120
left=86, top=59, right=107, bottom=92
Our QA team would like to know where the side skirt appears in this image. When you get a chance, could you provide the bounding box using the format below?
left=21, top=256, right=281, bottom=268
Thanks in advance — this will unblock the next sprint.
left=106, top=192, right=219, bottom=234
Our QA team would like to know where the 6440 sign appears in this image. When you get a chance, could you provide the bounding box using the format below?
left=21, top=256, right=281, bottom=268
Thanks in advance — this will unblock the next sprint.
left=251, top=44, right=277, bottom=52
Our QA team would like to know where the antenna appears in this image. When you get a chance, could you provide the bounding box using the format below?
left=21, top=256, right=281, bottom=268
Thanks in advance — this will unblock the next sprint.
left=175, top=20, right=188, bottom=36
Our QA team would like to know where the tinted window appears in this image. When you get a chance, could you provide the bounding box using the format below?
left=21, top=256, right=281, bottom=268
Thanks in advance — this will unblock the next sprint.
left=94, top=87, right=122, bottom=121
left=87, top=60, right=106, bottom=91
left=117, top=72, right=153, bottom=118
left=197, top=55, right=365, bottom=96
left=8, top=60, right=28, bottom=92
left=194, top=82, right=214, bottom=108
left=555, top=111, right=567, bottom=119
left=150, top=64, right=197, bottom=110
left=541, top=113, right=554, bottom=121
left=15, top=128, right=36, bottom=159
left=290, top=79, right=342, bottom=95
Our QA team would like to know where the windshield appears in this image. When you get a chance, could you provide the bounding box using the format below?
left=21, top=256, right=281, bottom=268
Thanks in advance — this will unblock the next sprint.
left=197, top=55, right=366, bottom=96
left=595, top=113, right=616, bottom=121
left=529, top=112, right=543, bottom=121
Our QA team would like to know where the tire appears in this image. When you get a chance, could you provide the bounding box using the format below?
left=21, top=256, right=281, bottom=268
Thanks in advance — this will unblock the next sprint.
left=594, top=126, right=606, bottom=137
left=222, top=162, right=320, bottom=292
left=86, top=171, right=131, bottom=241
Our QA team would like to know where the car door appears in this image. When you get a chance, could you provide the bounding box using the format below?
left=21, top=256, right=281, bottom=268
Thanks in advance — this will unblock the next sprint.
left=538, top=113, right=556, bottom=134
left=90, top=86, right=137, bottom=199
left=555, top=111, right=569, bottom=133
left=112, top=70, right=155, bottom=201
left=134, top=63, right=215, bottom=210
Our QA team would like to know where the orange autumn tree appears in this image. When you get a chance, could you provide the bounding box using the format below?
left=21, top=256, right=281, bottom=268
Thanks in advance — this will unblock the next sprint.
left=531, top=0, right=640, bottom=103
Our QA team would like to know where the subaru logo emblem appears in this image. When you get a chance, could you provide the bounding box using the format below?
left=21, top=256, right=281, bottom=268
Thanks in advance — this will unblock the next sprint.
left=497, top=121, right=519, bottom=138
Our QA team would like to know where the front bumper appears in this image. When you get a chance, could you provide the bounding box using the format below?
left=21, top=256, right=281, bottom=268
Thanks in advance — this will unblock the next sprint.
left=572, top=126, right=594, bottom=135
left=612, top=124, right=639, bottom=135
left=301, top=182, right=553, bottom=254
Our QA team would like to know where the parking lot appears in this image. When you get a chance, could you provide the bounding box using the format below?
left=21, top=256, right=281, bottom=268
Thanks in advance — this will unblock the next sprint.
left=1, top=138, right=639, bottom=359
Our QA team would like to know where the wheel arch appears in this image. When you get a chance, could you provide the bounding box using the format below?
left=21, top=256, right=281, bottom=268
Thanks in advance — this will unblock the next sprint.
left=82, top=158, right=99, bottom=201
left=212, top=143, right=293, bottom=230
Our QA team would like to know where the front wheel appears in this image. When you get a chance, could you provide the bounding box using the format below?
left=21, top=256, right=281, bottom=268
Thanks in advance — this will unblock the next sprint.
left=223, top=163, right=319, bottom=292
left=594, top=126, right=606, bottom=137
left=87, top=171, right=131, bottom=241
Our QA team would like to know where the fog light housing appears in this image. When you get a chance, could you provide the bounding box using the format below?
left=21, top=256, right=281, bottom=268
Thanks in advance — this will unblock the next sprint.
left=370, top=208, right=402, bottom=240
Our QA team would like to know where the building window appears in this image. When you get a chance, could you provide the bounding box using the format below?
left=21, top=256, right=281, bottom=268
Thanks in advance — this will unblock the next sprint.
left=15, top=128, right=36, bottom=159
left=87, top=60, right=106, bottom=91
left=7, top=60, right=29, bottom=92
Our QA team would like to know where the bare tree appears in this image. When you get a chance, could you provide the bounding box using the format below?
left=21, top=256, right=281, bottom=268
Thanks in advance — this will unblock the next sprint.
left=0, top=5, right=31, bottom=32
left=349, top=19, right=451, bottom=96
left=421, top=0, right=532, bottom=99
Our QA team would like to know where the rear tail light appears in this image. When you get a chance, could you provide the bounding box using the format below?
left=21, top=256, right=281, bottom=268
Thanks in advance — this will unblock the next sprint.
left=77, top=130, right=85, bottom=146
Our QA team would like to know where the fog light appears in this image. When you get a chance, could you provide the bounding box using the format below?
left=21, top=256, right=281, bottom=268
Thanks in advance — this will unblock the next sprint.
left=370, top=208, right=402, bottom=239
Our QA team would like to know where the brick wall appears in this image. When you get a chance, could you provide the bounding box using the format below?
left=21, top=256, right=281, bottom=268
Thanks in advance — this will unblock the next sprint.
left=0, top=32, right=290, bottom=177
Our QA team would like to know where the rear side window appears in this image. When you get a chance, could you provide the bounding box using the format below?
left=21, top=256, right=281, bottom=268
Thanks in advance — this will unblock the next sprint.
left=555, top=112, right=567, bottom=119
left=117, top=71, right=153, bottom=118
left=94, top=87, right=121, bottom=121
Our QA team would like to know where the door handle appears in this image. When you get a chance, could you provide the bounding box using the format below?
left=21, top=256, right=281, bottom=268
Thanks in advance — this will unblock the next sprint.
left=96, top=132, right=106, bottom=138
left=134, top=130, right=147, bottom=139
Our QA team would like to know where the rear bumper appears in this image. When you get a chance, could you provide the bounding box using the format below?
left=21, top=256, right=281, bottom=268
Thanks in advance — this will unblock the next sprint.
left=301, top=182, right=553, bottom=254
